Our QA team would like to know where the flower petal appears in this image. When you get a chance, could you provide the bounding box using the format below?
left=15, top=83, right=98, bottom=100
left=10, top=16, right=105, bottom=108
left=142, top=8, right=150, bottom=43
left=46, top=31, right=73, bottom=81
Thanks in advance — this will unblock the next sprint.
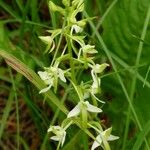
left=39, top=85, right=51, bottom=93
left=61, top=131, right=66, bottom=146
left=39, top=36, right=53, bottom=45
left=58, top=68, right=66, bottom=82
left=91, top=135, right=102, bottom=150
left=72, top=25, right=83, bottom=33
left=67, top=103, right=80, bottom=118
left=85, top=101, right=102, bottom=113
left=91, top=93, right=105, bottom=104
left=50, top=136, right=60, bottom=141
left=107, top=135, right=119, bottom=141
left=38, top=71, right=49, bottom=80
left=47, top=125, right=61, bottom=132
left=93, top=63, right=109, bottom=74
left=91, top=140, right=100, bottom=150
left=82, top=44, right=97, bottom=54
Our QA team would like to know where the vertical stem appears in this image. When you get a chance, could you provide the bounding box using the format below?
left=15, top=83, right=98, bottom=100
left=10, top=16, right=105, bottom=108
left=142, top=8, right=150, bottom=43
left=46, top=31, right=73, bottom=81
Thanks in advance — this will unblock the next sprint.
left=67, top=36, right=77, bottom=84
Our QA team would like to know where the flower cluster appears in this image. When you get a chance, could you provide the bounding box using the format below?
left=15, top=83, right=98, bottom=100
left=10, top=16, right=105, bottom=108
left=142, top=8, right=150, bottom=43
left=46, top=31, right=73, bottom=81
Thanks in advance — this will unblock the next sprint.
left=38, top=0, right=118, bottom=149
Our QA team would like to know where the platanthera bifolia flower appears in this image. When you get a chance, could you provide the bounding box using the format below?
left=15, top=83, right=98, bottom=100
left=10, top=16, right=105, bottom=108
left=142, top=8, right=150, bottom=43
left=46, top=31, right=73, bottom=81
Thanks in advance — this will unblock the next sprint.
left=67, top=101, right=102, bottom=118
left=47, top=126, right=66, bottom=147
left=91, top=127, right=119, bottom=150
left=71, top=24, right=83, bottom=33
left=38, top=67, right=66, bottom=93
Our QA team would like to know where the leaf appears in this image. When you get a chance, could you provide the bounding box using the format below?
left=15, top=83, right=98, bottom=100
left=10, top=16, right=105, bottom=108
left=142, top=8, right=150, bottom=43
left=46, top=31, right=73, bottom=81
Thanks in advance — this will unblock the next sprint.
left=102, top=0, right=150, bottom=63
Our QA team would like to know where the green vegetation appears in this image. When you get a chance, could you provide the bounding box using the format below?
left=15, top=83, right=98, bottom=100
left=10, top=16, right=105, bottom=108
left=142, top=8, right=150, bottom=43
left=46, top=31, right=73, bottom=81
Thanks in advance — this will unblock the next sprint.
left=0, top=0, right=150, bottom=150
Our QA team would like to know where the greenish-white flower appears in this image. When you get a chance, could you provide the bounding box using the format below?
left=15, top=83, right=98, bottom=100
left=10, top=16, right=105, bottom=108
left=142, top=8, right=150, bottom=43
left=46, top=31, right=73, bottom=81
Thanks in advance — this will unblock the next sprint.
left=82, top=45, right=98, bottom=54
left=77, top=45, right=98, bottom=64
left=72, top=24, right=83, bottom=33
left=92, top=63, right=109, bottom=74
left=89, top=63, right=109, bottom=103
left=47, top=125, right=66, bottom=147
left=91, top=127, right=119, bottom=150
left=38, top=67, right=66, bottom=93
left=67, top=101, right=102, bottom=118
left=91, top=69, right=101, bottom=93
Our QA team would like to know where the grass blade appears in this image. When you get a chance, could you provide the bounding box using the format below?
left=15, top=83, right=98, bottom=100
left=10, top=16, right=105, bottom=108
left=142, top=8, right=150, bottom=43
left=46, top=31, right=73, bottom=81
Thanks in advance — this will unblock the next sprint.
left=132, top=120, right=150, bottom=150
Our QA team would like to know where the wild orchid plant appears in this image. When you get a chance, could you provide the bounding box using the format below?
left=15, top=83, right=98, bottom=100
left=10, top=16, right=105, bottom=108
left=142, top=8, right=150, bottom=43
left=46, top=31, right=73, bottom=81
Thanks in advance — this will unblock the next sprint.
left=38, top=0, right=119, bottom=149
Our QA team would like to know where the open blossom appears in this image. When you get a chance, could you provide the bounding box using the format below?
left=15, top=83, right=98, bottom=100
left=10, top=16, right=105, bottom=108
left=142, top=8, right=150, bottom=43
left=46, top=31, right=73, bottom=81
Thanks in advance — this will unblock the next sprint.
left=91, top=127, right=119, bottom=150
left=82, top=44, right=98, bottom=54
left=92, top=63, right=109, bottom=74
left=67, top=101, right=102, bottom=118
left=47, top=125, right=66, bottom=147
left=78, top=44, right=98, bottom=61
left=38, top=66, right=66, bottom=93
left=71, top=24, right=83, bottom=33
left=89, top=63, right=109, bottom=103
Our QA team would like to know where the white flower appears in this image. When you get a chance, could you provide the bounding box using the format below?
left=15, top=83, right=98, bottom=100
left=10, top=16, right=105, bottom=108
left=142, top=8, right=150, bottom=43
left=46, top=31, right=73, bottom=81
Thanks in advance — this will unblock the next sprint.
left=67, top=101, right=102, bottom=118
left=78, top=44, right=98, bottom=61
left=92, top=63, right=109, bottom=74
left=82, top=45, right=98, bottom=54
left=47, top=125, right=66, bottom=147
left=72, top=24, right=83, bottom=33
left=38, top=67, right=66, bottom=93
left=91, top=127, right=119, bottom=150
left=38, top=71, right=54, bottom=93
left=88, top=63, right=109, bottom=103
left=90, top=69, right=105, bottom=103
left=91, top=72, right=101, bottom=95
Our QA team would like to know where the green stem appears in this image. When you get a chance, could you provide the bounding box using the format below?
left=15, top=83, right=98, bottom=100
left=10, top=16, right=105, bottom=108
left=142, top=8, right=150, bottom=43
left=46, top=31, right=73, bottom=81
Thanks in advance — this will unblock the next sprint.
left=67, top=36, right=77, bottom=84
left=56, top=141, right=61, bottom=150
left=51, top=17, right=67, bottom=66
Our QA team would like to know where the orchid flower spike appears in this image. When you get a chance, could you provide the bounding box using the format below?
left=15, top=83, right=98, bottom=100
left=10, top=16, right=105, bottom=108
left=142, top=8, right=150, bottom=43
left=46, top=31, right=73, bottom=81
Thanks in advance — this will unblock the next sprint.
left=67, top=101, right=102, bottom=118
